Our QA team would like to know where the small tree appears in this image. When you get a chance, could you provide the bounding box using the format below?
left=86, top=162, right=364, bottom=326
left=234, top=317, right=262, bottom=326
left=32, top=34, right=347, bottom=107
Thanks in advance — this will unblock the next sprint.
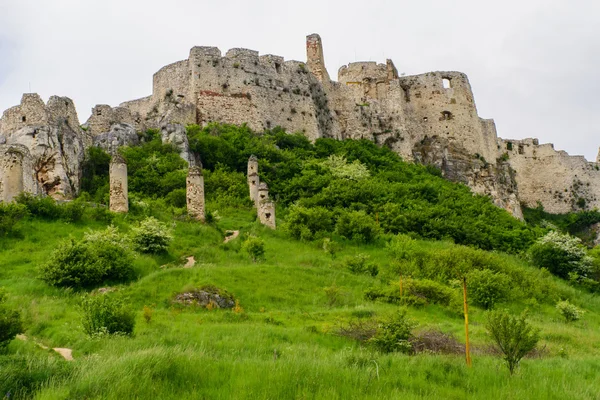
left=242, top=235, right=265, bottom=262
left=467, top=269, right=510, bottom=309
left=369, top=310, right=416, bottom=354
left=130, top=217, right=173, bottom=253
left=486, top=310, right=540, bottom=374
left=556, top=300, right=584, bottom=322
left=0, top=289, right=23, bottom=350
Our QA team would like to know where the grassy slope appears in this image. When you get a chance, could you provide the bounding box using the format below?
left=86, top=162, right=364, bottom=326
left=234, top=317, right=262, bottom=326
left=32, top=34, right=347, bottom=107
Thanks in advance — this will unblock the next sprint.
left=1, top=206, right=600, bottom=399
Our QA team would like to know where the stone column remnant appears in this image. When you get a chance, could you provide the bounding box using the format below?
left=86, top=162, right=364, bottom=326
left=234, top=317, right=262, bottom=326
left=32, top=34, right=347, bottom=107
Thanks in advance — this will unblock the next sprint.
left=248, top=155, right=259, bottom=202
left=109, top=153, right=128, bottom=213
left=0, top=147, right=24, bottom=202
left=186, top=165, right=205, bottom=222
left=306, top=33, right=330, bottom=83
left=257, top=182, right=276, bottom=229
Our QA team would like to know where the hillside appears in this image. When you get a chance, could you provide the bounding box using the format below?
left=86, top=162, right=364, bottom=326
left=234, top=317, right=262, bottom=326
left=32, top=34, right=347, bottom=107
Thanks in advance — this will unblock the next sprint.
left=1, top=125, right=600, bottom=399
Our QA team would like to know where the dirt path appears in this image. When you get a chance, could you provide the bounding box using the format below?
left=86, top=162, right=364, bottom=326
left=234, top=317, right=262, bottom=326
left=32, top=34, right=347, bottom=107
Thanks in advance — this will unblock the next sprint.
left=224, top=230, right=240, bottom=243
left=183, top=256, right=196, bottom=268
left=16, top=334, right=74, bottom=361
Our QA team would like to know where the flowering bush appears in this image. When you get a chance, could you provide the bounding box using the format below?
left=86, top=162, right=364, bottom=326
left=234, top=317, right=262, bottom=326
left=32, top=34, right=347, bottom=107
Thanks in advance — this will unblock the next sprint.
left=130, top=217, right=173, bottom=253
left=528, top=231, right=592, bottom=279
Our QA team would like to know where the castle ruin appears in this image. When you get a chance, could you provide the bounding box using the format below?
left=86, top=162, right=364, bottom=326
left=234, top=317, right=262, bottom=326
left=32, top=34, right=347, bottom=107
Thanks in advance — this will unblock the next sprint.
left=109, top=154, right=128, bottom=213
left=186, top=165, right=205, bottom=222
left=1, top=34, right=599, bottom=216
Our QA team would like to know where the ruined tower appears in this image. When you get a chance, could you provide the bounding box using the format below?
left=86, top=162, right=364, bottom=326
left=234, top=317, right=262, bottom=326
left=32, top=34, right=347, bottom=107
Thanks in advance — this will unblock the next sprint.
left=257, top=182, right=276, bottom=229
left=109, top=153, right=128, bottom=213
left=248, top=155, right=259, bottom=203
left=186, top=165, right=205, bottom=222
left=0, top=147, right=25, bottom=202
left=306, top=34, right=330, bottom=83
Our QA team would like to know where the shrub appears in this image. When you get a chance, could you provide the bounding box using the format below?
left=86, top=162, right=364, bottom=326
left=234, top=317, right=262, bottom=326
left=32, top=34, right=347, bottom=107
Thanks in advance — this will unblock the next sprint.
left=40, top=226, right=134, bottom=289
left=365, top=279, right=456, bottom=307
left=368, top=310, right=416, bottom=354
left=81, top=294, right=135, bottom=336
left=0, top=202, right=28, bottom=237
left=322, top=238, right=341, bottom=259
left=130, top=217, right=173, bottom=253
left=556, top=300, right=584, bottom=322
left=335, top=210, right=379, bottom=243
left=343, top=254, right=378, bottom=277
left=242, top=235, right=265, bottom=262
left=467, top=269, right=510, bottom=309
left=323, top=155, right=370, bottom=180
left=0, top=289, right=23, bottom=350
left=283, top=205, right=334, bottom=241
left=528, top=231, right=592, bottom=279
left=486, top=310, right=540, bottom=374
left=15, top=193, right=62, bottom=219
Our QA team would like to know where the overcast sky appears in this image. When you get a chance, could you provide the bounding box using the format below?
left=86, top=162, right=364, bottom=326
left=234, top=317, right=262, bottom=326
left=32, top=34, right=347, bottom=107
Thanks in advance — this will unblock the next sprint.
left=1, top=0, right=598, bottom=159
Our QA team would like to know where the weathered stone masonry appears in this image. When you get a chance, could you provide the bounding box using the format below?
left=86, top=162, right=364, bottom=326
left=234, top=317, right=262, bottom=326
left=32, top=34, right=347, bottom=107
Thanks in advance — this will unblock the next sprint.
left=186, top=165, right=205, bottom=222
left=2, top=34, right=599, bottom=216
left=109, top=154, right=128, bottom=213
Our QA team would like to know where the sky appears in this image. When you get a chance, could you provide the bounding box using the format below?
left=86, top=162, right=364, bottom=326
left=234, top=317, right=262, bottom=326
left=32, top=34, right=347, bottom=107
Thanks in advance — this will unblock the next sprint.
left=1, top=0, right=599, bottom=160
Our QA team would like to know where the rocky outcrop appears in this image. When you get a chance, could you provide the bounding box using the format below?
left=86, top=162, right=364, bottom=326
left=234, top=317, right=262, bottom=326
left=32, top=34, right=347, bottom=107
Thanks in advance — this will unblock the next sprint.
left=413, top=136, right=522, bottom=219
left=0, top=94, right=86, bottom=199
left=161, top=123, right=190, bottom=163
left=93, top=123, right=139, bottom=155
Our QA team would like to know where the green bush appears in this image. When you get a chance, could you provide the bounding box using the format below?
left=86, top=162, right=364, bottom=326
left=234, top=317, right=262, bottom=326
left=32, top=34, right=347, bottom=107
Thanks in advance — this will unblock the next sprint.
left=365, top=279, right=456, bottom=307
left=130, top=217, right=173, bottom=254
left=0, top=202, right=28, bottom=237
left=556, top=300, right=584, bottom=322
left=165, top=188, right=187, bottom=208
left=81, top=294, right=135, bottom=336
left=343, top=254, right=378, bottom=277
left=467, top=269, right=510, bottom=309
left=40, top=226, right=134, bottom=289
left=486, top=310, right=540, bottom=374
left=335, top=210, right=379, bottom=243
left=0, top=289, right=23, bottom=350
left=15, top=193, right=62, bottom=219
left=283, top=205, right=334, bottom=241
left=0, top=354, right=73, bottom=399
left=529, top=231, right=592, bottom=279
left=368, top=310, right=416, bottom=354
left=242, top=235, right=265, bottom=262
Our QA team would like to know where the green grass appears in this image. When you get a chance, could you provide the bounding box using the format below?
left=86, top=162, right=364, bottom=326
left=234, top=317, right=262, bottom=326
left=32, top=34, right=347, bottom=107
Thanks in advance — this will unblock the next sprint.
left=1, top=207, right=600, bottom=399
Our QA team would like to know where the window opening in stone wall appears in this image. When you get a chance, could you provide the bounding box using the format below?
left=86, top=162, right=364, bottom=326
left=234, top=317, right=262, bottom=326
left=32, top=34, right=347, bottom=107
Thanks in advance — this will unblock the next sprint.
left=275, top=63, right=281, bottom=73
left=442, top=78, right=451, bottom=89
left=506, top=142, right=513, bottom=151
left=423, top=117, right=428, bottom=122
left=265, top=213, right=271, bottom=219
left=21, top=116, right=26, bottom=122
left=518, top=145, right=524, bottom=155
left=441, top=111, right=453, bottom=120
left=96, top=109, right=102, bottom=116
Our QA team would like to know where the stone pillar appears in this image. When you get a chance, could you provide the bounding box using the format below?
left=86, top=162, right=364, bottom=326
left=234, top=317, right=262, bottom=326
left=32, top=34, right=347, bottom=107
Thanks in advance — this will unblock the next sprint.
left=109, top=154, right=128, bottom=213
left=257, top=182, right=276, bottom=229
left=186, top=165, right=205, bottom=222
left=306, top=33, right=330, bottom=83
left=248, top=155, right=259, bottom=202
left=0, top=148, right=24, bottom=202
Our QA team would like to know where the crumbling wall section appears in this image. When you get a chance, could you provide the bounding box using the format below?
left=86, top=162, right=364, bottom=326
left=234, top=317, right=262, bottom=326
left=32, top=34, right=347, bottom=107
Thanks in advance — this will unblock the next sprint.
left=500, top=138, right=600, bottom=213
left=0, top=144, right=39, bottom=202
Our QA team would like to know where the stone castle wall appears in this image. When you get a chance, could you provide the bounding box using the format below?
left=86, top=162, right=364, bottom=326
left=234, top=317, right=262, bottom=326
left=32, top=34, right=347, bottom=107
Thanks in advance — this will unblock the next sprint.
left=499, top=138, right=600, bottom=213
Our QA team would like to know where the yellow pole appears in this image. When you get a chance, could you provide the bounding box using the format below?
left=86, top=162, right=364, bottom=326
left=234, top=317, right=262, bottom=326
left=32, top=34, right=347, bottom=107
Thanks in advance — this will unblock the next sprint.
left=463, top=276, right=472, bottom=367
left=399, top=275, right=403, bottom=298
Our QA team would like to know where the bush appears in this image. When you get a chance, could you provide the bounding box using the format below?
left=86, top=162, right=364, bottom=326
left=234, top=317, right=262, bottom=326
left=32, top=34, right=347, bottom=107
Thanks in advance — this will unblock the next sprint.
left=365, top=279, right=456, bottom=308
left=0, top=289, right=23, bottom=350
left=242, top=235, right=265, bottom=262
left=15, top=193, right=62, bottom=219
left=130, top=217, right=173, bottom=253
left=283, top=205, right=334, bottom=241
left=556, top=300, right=584, bottom=322
left=486, top=310, right=540, bottom=374
left=368, top=310, right=416, bottom=354
left=81, top=294, right=135, bottom=336
left=467, top=269, right=510, bottom=309
left=528, top=231, right=592, bottom=279
left=343, top=254, right=378, bottom=277
left=0, top=202, right=28, bottom=237
left=335, top=210, right=379, bottom=243
left=40, top=226, right=134, bottom=289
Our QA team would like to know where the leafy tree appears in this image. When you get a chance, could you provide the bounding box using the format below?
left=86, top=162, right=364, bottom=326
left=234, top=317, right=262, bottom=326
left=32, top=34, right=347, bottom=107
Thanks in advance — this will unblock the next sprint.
left=486, top=310, right=540, bottom=374
left=130, top=217, right=173, bottom=254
